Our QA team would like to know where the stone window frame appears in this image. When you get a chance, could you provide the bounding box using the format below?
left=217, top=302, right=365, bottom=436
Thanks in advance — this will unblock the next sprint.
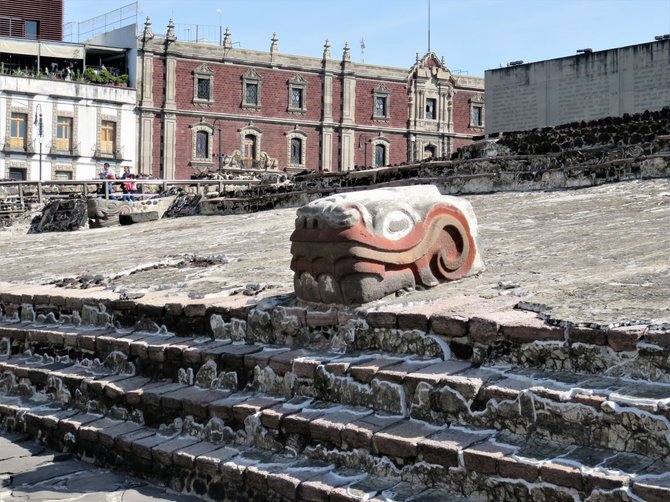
left=4, top=96, right=35, bottom=153
left=241, top=69, right=262, bottom=110
left=94, top=109, right=123, bottom=160
left=51, top=161, right=77, bottom=180
left=421, top=141, right=439, bottom=160
left=287, top=74, right=307, bottom=115
left=372, top=83, right=391, bottom=121
left=238, top=125, right=263, bottom=166
left=469, top=94, right=485, bottom=129
left=285, top=129, right=307, bottom=168
left=50, top=105, right=79, bottom=157
left=5, top=159, right=29, bottom=180
left=370, top=136, right=391, bottom=167
left=192, top=63, right=214, bottom=107
left=191, top=122, right=215, bottom=164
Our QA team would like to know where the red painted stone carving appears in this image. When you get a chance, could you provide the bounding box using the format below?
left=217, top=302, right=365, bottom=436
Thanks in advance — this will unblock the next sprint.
left=290, top=186, right=484, bottom=304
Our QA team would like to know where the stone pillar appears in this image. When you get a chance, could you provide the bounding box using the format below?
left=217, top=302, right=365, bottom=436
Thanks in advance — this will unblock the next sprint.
left=340, top=129, right=355, bottom=171
left=163, top=113, right=176, bottom=179
left=321, top=127, right=333, bottom=172
left=321, top=40, right=334, bottom=171
left=323, top=75, right=333, bottom=121
left=340, top=43, right=355, bottom=171
left=140, top=57, right=154, bottom=107
left=447, top=91, right=454, bottom=132
left=162, top=19, right=177, bottom=179
left=342, top=78, right=356, bottom=125
left=140, top=111, right=154, bottom=176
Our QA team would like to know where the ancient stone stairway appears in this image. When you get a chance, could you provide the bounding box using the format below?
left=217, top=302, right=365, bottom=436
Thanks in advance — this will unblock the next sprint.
left=0, top=294, right=669, bottom=501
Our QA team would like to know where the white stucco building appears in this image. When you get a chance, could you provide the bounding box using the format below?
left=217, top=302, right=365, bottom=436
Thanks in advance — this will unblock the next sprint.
left=0, top=37, right=137, bottom=180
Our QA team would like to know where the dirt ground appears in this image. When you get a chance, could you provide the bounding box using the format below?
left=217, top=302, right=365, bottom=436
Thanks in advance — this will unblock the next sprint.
left=1, top=179, right=668, bottom=326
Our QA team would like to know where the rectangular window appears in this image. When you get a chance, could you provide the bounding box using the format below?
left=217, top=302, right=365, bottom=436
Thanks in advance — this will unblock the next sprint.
left=375, top=96, right=387, bottom=117
left=472, top=106, right=483, bottom=127
left=291, top=88, right=303, bottom=109
left=374, top=144, right=386, bottom=168
left=425, top=98, right=436, bottom=120
left=197, top=78, right=210, bottom=100
left=245, top=83, right=258, bottom=105
left=290, top=137, right=302, bottom=165
left=9, top=113, right=27, bottom=148
left=9, top=168, right=27, bottom=180
left=100, top=120, right=116, bottom=154
left=196, top=130, right=209, bottom=158
left=24, top=20, right=38, bottom=39
left=55, top=170, right=73, bottom=180
left=56, top=116, right=73, bottom=151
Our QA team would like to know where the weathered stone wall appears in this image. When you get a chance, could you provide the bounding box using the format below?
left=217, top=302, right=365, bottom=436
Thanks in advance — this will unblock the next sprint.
left=468, top=106, right=670, bottom=157
left=485, top=39, right=670, bottom=133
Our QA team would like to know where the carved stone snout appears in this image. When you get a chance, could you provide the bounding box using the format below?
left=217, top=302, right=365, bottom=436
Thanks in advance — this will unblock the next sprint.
left=290, top=185, right=484, bottom=304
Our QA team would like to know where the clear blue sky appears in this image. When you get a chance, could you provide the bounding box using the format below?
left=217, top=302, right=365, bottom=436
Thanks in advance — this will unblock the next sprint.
left=64, top=0, right=670, bottom=77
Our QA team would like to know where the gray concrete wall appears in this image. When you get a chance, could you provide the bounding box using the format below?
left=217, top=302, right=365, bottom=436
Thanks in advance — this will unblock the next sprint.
left=485, top=40, right=670, bottom=134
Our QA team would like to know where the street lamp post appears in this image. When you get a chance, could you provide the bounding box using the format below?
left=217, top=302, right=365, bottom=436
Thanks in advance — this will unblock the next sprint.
left=218, top=126, right=222, bottom=170
left=34, top=104, right=44, bottom=180
left=358, top=133, right=368, bottom=168
left=409, top=134, right=416, bottom=164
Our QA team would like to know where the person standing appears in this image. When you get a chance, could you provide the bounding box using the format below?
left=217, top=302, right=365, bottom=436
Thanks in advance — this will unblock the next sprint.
left=101, top=162, right=116, bottom=199
left=121, top=166, right=136, bottom=201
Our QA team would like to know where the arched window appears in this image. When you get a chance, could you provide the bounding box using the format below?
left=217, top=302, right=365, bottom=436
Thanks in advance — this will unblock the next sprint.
left=196, top=130, right=209, bottom=159
left=423, top=145, right=436, bottom=160
left=191, top=123, right=215, bottom=166
left=374, top=144, right=386, bottom=167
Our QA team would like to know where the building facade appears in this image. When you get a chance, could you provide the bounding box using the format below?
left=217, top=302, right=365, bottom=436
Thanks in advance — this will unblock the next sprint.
left=0, top=1, right=138, bottom=181
left=0, top=0, right=64, bottom=41
left=137, top=20, right=485, bottom=178
left=0, top=72, right=137, bottom=181
left=485, top=38, right=670, bottom=134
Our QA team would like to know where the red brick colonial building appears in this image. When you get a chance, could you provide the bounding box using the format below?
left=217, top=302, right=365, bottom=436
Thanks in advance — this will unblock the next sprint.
left=136, top=19, right=485, bottom=178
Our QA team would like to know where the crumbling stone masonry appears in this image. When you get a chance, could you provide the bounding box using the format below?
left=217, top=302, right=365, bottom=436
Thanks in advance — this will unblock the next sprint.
left=0, top=287, right=668, bottom=501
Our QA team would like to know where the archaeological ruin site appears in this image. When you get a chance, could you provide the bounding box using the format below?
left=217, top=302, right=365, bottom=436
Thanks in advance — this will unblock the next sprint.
left=0, top=0, right=669, bottom=499
left=0, top=104, right=669, bottom=502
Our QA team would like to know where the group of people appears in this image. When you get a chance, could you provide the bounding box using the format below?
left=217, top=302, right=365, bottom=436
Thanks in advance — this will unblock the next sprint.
left=97, top=163, right=138, bottom=201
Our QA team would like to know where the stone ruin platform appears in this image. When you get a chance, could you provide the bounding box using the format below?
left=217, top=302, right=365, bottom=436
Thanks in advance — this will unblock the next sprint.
left=0, top=178, right=668, bottom=501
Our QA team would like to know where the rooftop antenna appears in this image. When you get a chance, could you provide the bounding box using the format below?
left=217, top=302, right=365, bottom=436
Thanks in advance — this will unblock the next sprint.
left=428, top=0, right=431, bottom=54
left=360, top=37, right=365, bottom=63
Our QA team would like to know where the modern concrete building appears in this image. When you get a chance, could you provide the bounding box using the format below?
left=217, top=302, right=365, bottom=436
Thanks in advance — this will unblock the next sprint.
left=485, top=38, right=670, bottom=134
left=136, top=19, right=485, bottom=178
left=0, top=0, right=64, bottom=42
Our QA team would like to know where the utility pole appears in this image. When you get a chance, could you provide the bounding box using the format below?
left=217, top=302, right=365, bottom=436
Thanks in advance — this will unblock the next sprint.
left=428, top=0, right=431, bottom=54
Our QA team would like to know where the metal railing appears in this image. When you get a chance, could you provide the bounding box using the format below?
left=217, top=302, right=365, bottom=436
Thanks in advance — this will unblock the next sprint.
left=63, top=2, right=138, bottom=43
left=0, top=178, right=261, bottom=206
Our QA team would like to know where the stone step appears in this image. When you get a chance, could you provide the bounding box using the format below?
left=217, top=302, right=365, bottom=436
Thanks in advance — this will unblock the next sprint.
left=0, top=432, right=203, bottom=501
left=0, top=394, right=470, bottom=502
left=2, top=332, right=670, bottom=459
left=1, top=391, right=669, bottom=502
left=3, top=291, right=668, bottom=378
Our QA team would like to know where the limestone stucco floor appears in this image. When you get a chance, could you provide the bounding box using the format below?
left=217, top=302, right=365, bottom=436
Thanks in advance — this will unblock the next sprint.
left=1, top=178, right=669, bottom=325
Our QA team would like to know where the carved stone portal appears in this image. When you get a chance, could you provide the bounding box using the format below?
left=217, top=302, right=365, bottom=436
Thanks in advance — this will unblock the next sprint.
left=290, top=186, right=484, bottom=304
